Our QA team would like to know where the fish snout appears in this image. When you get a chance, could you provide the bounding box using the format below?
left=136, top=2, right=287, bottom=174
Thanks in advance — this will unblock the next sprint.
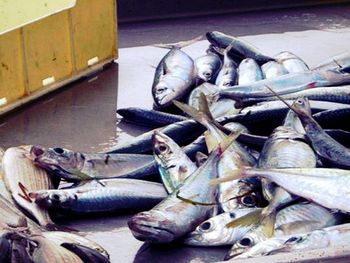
left=128, top=211, right=175, bottom=243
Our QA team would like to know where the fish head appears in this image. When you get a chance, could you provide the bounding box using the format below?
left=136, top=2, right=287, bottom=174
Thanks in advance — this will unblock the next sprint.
left=184, top=213, right=229, bottom=246
left=225, top=228, right=266, bottom=260
left=30, top=146, right=85, bottom=178
left=266, top=231, right=327, bottom=255
left=233, top=237, right=287, bottom=259
left=30, top=190, right=74, bottom=209
left=153, top=77, right=187, bottom=107
left=152, top=131, right=174, bottom=160
left=291, top=97, right=312, bottom=118
left=128, top=210, right=176, bottom=243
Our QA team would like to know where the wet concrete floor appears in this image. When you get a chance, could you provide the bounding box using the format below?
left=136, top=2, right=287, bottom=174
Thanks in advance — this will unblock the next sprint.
left=1, top=4, right=350, bottom=263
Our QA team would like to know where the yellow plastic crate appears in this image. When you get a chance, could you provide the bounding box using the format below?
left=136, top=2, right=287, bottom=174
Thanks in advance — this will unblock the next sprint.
left=0, top=0, right=118, bottom=114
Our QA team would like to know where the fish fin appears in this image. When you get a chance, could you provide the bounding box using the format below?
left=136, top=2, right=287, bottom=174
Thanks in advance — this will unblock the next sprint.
left=210, top=156, right=245, bottom=185
left=260, top=210, right=277, bottom=238
left=18, top=182, right=33, bottom=203
left=225, top=209, right=262, bottom=228
left=276, top=220, right=320, bottom=235
left=204, top=131, right=219, bottom=153
left=153, top=35, right=203, bottom=49
left=173, top=99, right=210, bottom=128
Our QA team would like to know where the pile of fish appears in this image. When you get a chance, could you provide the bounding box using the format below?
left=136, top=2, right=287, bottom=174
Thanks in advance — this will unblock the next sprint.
left=3, top=31, right=350, bottom=262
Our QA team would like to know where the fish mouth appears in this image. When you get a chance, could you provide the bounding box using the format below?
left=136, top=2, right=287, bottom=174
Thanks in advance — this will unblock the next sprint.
left=224, top=247, right=247, bottom=260
left=128, top=211, right=175, bottom=243
left=183, top=232, right=207, bottom=246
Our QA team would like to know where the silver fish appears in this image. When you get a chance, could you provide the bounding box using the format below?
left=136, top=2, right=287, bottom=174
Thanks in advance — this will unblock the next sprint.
left=184, top=208, right=259, bottom=246
left=2, top=146, right=56, bottom=229
left=152, top=48, right=195, bottom=108
left=128, top=135, right=237, bottom=243
left=234, top=223, right=350, bottom=259
left=195, top=53, right=222, bottom=83
left=226, top=202, right=338, bottom=259
left=30, top=179, right=167, bottom=213
left=30, top=146, right=155, bottom=181
left=261, top=61, right=288, bottom=79
left=153, top=131, right=197, bottom=193
left=237, top=58, right=263, bottom=85
left=275, top=51, right=309, bottom=73
left=215, top=46, right=238, bottom=88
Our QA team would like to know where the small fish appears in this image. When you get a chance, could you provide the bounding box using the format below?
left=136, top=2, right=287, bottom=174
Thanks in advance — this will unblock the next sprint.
left=30, top=146, right=155, bottom=182
left=30, top=179, right=167, bottom=214
left=234, top=223, right=350, bottom=259
left=153, top=131, right=197, bottom=193
left=275, top=51, right=309, bottom=73
left=213, top=167, right=350, bottom=213
left=261, top=61, right=288, bottom=79
left=184, top=208, right=260, bottom=246
left=2, top=147, right=56, bottom=230
left=290, top=97, right=350, bottom=169
left=152, top=48, right=195, bottom=108
left=128, top=134, right=239, bottom=243
left=206, top=31, right=274, bottom=64
left=313, top=51, right=350, bottom=71
left=237, top=58, right=264, bottom=85
left=225, top=202, right=339, bottom=260
left=194, top=52, right=222, bottom=83
left=215, top=44, right=238, bottom=88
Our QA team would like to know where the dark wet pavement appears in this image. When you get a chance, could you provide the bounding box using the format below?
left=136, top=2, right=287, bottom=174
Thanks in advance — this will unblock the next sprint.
left=2, top=3, right=350, bottom=262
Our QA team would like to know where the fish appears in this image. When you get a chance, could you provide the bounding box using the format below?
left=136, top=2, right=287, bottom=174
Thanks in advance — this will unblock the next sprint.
left=213, top=68, right=350, bottom=101
left=30, top=179, right=167, bottom=214
left=30, top=146, right=155, bottom=182
left=213, top=167, right=350, bottom=213
left=194, top=52, right=222, bottom=83
left=234, top=223, right=350, bottom=259
left=2, top=147, right=56, bottom=230
left=187, top=83, right=239, bottom=118
left=104, top=119, right=204, bottom=154
left=153, top=131, right=197, bottom=193
left=237, top=58, right=264, bottom=85
left=128, top=134, right=238, bottom=243
left=184, top=208, right=260, bottom=246
left=313, top=51, right=350, bottom=71
left=31, top=235, right=83, bottom=263
left=61, top=243, right=110, bottom=263
left=225, top=202, right=339, bottom=260
left=215, top=44, right=238, bottom=88
left=152, top=48, right=195, bottom=108
left=206, top=31, right=274, bottom=64
left=174, top=94, right=257, bottom=212
left=116, top=107, right=186, bottom=128
left=234, top=86, right=350, bottom=107
left=261, top=61, right=288, bottom=79
left=289, top=97, right=350, bottom=168
left=275, top=51, right=309, bottom=73
left=42, top=231, right=109, bottom=259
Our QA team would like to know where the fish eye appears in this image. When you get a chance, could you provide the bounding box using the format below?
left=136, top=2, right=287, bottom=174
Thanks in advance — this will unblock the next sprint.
left=238, top=237, right=253, bottom=247
left=203, top=71, right=211, bottom=77
left=296, top=98, right=304, bottom=105
left=53, top=147, right=64, bottom=154
left=229, top=212, right=236, bottom=219
left=51, top=194, right=60, bottom=200
left=241, top=195, right=257, bottom=207
left=158, top=145, right=168, bottom=153
left=200, top=221, right=212, bottom=231
left=285, top=236, right=302, bottom=244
